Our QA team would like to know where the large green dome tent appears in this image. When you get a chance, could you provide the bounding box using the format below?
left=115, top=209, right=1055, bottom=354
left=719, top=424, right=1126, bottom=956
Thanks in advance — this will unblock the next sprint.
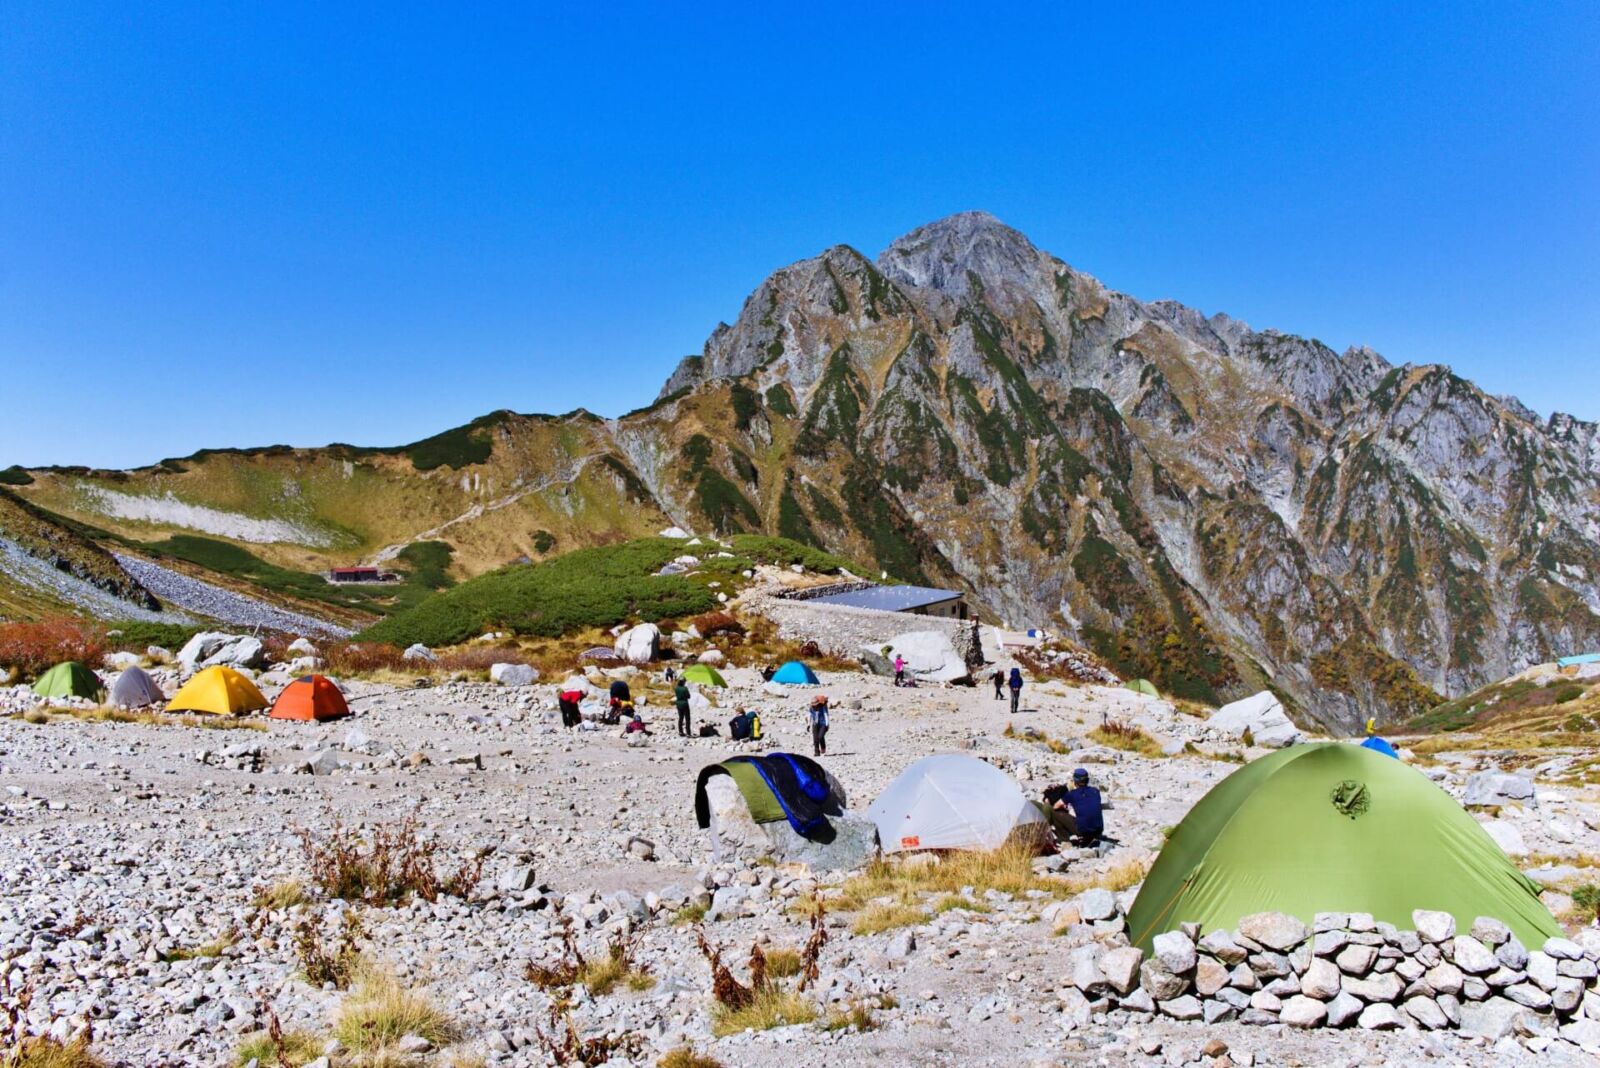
left=1127, top=743, right=1558, bottom=952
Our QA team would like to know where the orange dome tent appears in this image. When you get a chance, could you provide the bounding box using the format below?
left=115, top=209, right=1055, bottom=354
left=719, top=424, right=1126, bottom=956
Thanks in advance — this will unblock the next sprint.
left=270, top=674, right=350, bottom=722
left=166, top=665, right=268, bottom=716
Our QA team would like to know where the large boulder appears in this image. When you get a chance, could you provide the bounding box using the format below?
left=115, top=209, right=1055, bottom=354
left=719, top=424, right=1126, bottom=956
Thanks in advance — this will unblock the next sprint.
left=1462, top=770, right=1536, bottom=808
left=1208, top=691, right=1301, bottom=748
left=880, top=631, right=970, bottom=683
left=177, top=632, right=268, bottom=672
left=489, top=663, right=539, bottom=687
left=703, top=772, right=869, bottom=870
left=402, top=643, right=437, bottom=662
left=614, top=623, right=661, bottom=665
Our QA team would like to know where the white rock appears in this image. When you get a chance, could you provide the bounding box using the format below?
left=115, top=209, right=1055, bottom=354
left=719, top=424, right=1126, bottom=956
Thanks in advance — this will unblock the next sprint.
left=1412, top=910, right=1455, bottom=943
left=1279, top=995, right=1327, bottom=1028
left=1152, top=930, right=1196, bottom=974
left=489, top=663, right=539, bottom=687
left=1207, top=691, right=1301, bottom=748
left=402, top=643, right=437, bottom=662
left=1451, top=936, right=1498, bottom=975
left=614, top=623, right=661, bottom=664
left=1301, top=957, right=1341, bottom=999
left=880, top=631, right=970, bottom=684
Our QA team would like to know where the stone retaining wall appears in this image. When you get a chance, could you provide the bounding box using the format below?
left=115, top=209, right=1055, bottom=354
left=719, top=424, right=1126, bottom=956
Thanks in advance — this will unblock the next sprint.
left=1048, top=896, right=1600, bottom=1051
left=743, top=589, right=984, bottom=670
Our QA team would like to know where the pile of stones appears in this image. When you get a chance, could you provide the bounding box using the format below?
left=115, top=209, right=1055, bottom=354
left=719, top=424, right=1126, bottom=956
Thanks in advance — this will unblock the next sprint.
left=1065, top=904, right=1600, bottom=1052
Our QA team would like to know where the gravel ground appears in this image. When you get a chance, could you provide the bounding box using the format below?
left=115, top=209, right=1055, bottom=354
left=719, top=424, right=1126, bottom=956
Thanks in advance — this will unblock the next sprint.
left=113, top=554, right=351, bottom=637
left=2, top=661, right=1596, bottom=1066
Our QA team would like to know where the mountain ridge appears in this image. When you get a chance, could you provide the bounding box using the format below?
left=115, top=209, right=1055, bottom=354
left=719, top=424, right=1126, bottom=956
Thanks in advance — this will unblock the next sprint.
left=8, top=211, right=1598, bottom=730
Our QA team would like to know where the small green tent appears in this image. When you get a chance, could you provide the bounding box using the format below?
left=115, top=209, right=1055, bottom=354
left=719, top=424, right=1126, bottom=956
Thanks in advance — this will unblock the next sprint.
left=1127, top=743, right=1559, bottom=951
left=32, top=661, right=103, bottom=700
left=681, top=663, right=727, bottom=688
left=1125, top=678, right=1160, bottom=697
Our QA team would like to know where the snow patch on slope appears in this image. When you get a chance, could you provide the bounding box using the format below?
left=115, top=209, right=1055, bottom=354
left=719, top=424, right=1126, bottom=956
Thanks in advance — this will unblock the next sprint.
left=81, top=487, right=335, bottom=546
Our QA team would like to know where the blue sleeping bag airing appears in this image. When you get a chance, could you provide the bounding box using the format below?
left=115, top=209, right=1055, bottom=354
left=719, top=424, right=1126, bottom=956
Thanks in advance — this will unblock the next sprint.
left=730, top=752, right=838, bottom=837
left=1360, top=735, right=1399, bottom=759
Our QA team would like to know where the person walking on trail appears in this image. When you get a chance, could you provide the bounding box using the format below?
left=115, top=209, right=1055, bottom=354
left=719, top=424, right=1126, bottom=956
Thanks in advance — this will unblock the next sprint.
left=1007, top=666, right=1024, bottom=714
left=893, top=654, right=907, bottom=687
left=1043, top=768, right=1104, bottom=848
left=674, top=678, right=692, bottom=738
left=808, top=694, right=830, bottom=757
left=991, top=668, right=1005, bottom=700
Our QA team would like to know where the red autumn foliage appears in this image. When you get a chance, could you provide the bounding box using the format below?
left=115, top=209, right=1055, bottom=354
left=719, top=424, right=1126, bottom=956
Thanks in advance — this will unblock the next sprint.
left=0, top=618, right=107, bottom=678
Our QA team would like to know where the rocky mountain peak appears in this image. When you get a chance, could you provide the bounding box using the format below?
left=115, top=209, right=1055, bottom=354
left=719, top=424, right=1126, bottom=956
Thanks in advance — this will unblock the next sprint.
left=875, top=211, right=1046, bottom=305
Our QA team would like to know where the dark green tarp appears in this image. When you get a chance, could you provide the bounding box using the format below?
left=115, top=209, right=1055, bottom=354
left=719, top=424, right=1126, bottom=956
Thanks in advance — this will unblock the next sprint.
left=1127, top=743, right=1559, bottom=951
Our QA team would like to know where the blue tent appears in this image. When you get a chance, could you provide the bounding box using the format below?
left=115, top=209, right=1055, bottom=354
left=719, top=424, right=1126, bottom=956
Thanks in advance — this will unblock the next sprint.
left=1360, top=735, right=1399, bottom=759
left=1557, top=653, right=1600, bottom=668
left=771, top=660, right=819, bottom=685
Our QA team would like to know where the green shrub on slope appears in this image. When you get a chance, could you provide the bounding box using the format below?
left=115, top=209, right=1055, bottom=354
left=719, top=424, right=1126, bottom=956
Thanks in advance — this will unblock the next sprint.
left=356, top=539, right=717, bottom=646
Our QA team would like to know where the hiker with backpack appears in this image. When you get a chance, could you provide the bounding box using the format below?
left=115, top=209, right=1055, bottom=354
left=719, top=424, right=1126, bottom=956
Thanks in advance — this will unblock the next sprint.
left=1008, top=666, right=1024, bottom=714
left=808, top=694, right=830, bottom=757
left=674, top=677, right=692, bottom=737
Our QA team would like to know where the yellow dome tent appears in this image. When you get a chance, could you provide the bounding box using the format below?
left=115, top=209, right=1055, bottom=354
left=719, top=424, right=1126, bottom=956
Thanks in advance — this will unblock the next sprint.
left=166, top=665, right=268, bottom=716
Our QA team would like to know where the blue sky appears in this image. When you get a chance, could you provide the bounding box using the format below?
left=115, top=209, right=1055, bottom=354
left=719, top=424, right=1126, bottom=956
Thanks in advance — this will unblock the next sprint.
left=2, top=3, right=1596, bottom=468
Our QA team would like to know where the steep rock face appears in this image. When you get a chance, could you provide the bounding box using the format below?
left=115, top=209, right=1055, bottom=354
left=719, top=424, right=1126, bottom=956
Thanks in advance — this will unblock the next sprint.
left=654, top=211, right=1599, bottom=728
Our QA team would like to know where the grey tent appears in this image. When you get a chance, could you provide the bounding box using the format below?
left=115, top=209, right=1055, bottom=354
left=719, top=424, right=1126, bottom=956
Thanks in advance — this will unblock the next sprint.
left=109, top=666, right=165, bottom=708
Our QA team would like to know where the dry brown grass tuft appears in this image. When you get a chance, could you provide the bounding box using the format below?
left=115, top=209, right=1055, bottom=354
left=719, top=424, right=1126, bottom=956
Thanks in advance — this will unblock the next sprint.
left=234, top=1028, right=323, bottom=1068
left=298, top=811, right=483, bottom=906
left=332, top=965, right=455, bottom=1054
left=834, top=842, right=1062, bottom=910
left=822, top=1000, right=880, bottom=1033
left=1002, top=722, right=1070, bottom=754
left=1059, top=857, right=1151, bottom=896
left=760, top=947, right=803, bottom=979
left=160, top=930, right=236, bottom=962
left=293, top=908, right=365, bottom=989
left=850, top=903, right=925, bottom=936
left=251, top=878, right=309, bottom=911
left=657, top=1049, right=724, bottom=1068
left=709, top=987, right=817, bottom=1037
left=1089, top=720, right=1164, bottom=757
left=0, top=1037, right=107, bottom=1068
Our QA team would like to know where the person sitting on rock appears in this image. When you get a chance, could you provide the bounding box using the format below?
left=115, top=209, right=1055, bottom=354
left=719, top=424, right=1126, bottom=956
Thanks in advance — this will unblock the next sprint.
left=623, top=711, right=651, bottom=736
left=1043, top=768, right=1104, bottom=848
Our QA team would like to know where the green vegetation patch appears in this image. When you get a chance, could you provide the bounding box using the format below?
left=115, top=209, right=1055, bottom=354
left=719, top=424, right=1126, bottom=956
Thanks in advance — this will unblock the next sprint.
left=106, top=621, right=205, bottom=652
left=396, top=541, right=454, bottom=590
left=401, top=411, right=512, bottom=471
left=730, top=383, right=763, bottom=432
left=764, top=384, right=797, bottom=418
left=139, top=534, right=441, bottom=615
left=0, top=466, right=34, bottom=485
left=357, top=538, right=719, bottom=646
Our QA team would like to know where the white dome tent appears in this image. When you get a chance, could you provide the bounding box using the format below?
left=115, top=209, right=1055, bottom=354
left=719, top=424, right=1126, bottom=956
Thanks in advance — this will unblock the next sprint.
left=867, top=754, right=1045, bottom=853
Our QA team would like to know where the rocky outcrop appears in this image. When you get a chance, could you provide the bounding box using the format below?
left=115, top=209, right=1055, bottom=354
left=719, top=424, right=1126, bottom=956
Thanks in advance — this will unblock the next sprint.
left=650, top=211, right=1600, bottom=730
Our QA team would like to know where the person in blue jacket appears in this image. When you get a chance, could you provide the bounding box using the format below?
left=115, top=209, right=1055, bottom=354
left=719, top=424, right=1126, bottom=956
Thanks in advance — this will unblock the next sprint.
left=1007, top=666, right=1024, bottom=714
left=1043, top=768, right=1104, bottom=847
